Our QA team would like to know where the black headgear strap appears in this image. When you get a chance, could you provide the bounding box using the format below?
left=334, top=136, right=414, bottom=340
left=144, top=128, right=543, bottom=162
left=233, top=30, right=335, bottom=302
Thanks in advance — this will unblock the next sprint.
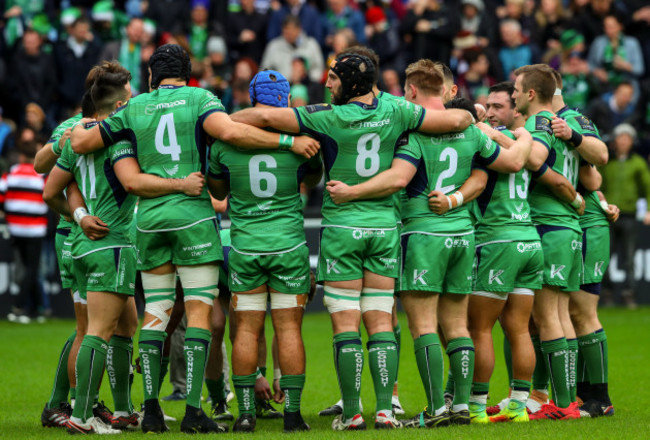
left=149, top=44, right=191, bottom=89
left=331, top=53, right=375, bottom=104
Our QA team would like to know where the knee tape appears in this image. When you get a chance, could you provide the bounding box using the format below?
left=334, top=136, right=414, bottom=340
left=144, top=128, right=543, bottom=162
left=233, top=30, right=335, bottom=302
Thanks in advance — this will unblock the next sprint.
left=232, top=292, right=267, bottom=311
left=177, top=264, right=219, bottom=305
left=141, top=272, right=176, bottom=331
left=72, top=290, right=87, bottom=305
left=360, top=287, right=394, bottom=313
left=323, top=287, right=360, bottom=313
left=270, top=292, right=307, bottom=310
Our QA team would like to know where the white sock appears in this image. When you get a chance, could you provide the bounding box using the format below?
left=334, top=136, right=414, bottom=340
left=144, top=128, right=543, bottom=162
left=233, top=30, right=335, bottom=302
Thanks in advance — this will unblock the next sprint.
left=434, top=405, right=447, bottom=416
left=469, top=394, right=488, bottom=405
left=510, top=390, right=529, bottom=404
left=452, top=404, right=469, bottom=412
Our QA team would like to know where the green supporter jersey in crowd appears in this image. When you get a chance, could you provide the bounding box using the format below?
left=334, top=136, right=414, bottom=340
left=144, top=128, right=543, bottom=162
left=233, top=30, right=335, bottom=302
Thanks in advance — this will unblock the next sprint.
left=472, top=127, right=539, bottom=244
left=294, top=98, right=425, bottom=228
left=526, top=110, right=581, bottom=233
left=396, top=124, right=501, bottom=235
left=209, top=140, right=321, bottom=253
left=48, top=113, right=83, bottom=231
left=56, top=122, right=137, bottom=251
left=99, top=85, right=225, bottom=232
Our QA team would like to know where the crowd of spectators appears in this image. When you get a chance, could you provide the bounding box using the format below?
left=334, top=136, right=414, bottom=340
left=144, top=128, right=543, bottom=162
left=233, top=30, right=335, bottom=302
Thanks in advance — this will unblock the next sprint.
left=0, top=0, right=649, bottom=314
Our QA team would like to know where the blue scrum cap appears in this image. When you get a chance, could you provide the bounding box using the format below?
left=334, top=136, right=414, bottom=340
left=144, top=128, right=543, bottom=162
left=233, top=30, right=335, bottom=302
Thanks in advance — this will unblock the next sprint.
left=249, top=70, right=290, bottom=108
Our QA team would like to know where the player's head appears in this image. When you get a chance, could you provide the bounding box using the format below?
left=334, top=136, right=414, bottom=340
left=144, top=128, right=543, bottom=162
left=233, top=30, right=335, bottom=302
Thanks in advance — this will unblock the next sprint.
left=249, top=70, right=290, bottom=108
left=445, top=97, right=478, bottom=121
left=433, top=62, right=456, bottom=103
left=344, top=45, right=380, bottom=86
left=80, top=90, right=96, bottom=118
left=326, top=53, right=375, bottom=105
left=90, top=61, right=132, bottom=116
left=148, top=44, right=191, bottom=90
left=486, top=81, right=516, bottom=128
left=404, top=59, right=444, bottom=103
left=512, top=64, right=556, bottom=115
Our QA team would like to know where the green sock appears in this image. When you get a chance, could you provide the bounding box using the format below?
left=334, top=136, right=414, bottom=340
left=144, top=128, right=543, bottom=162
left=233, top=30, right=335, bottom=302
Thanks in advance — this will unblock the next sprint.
left=444, top=370, right=455, bottom=397
left=333, top=332, right=363, bottom=419
left=541, top=337, right=571, bottom=408
left=414, top=333, right=445, bottom=414
left=470, top=382, right=489, bottom=410
left=72, top=335, right=108, bottom=421
left=531, top=335, right=549, bottom=391
left=158, top=356, right=170, bottom=394
left=367, top=332, right=397, bottom=413
left=578, top=329, right=608, bottom=384
left=393, top=323, right=401, bottom=381
left=184, top=327, right=211, bottom=409
left=46, top=331, right=76, bottom=409
left=447, top=337, right=475, bottom=409
left=233, top=373, right=257, bottom=416
left=138, top=329, right=166, bottom=402
left=280, top=374, right=305, bottom=413
left=107, top=336, right=134, bottom=413
left=205, top=376, right=226, bottom=404
left=503, top=334, right=513, bottom=386
left=567, top=338, right=578, bottom=402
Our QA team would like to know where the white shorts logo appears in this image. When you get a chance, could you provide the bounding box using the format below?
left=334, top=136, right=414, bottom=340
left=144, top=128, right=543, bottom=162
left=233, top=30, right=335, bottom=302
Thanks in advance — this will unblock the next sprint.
left=413, top=269, right=428, bottom=285
left=594, top=261, right=604, bottom=277
left=488, top=269, right=504, bottom=285
left=550, top=264, right=566, bottom=280
left=231, top=271, right=243, bottom=285
left=326, top=259, right=341, bottom=274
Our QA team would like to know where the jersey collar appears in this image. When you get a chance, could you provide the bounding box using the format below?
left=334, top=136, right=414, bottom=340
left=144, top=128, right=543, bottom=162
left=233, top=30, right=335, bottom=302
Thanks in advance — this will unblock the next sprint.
left=349, top=97, right=378, bottom=110
left=557, top=105, right=569, bottom=116
left=158, top=85, right=184, bottom=89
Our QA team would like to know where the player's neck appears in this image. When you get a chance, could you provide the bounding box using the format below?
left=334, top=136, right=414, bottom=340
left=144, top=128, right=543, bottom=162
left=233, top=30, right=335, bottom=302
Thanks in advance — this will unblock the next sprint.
left=159, top=79, right=187, bottom=87
left=527, top=101, right=553, bottom=117
left=418, top=96, right=445, bottom=110
left=95, top=113, right=109, bottom=121
left=347, top=92, right=374, bottom=105
left=551, top=95, right=566, bottom=113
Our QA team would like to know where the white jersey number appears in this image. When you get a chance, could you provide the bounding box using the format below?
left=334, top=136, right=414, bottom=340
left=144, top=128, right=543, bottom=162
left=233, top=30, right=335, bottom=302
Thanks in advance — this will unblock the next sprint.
left=249, top=155, right=277, bottom=198
left=563, top=147, right=579, bottom=188
left=435, top=147, right=458, bottom=194
left=76, top=154, right=97, bottom=199
left=155, top=113, right=181, bottom=161
left=509, top=169, right=529, bottom=200
left=356, top=133, right=381, bottom=177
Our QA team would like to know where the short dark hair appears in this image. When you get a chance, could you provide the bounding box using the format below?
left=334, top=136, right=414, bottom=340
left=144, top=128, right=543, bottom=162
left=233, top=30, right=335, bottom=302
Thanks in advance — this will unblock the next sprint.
left=282, top=15, right=301, bottom=28
left=18, top=140, right=38, bottom=158
left=445, top=97, right=478, bottom=121
left=488, top=81, right=515, bottom=108
left=90, top=61, right=132, bottom=114
left=513, top=64, right=556, bottom=104
left=464, top=48, right=484, bottom=66
left=80, top=90, right=96, bottom=117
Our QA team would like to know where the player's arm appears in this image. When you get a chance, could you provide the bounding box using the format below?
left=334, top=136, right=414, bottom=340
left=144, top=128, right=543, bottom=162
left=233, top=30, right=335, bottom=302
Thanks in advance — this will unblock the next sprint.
left=428, top=169, right=488, bottom=215
left=66, top=181, right=110, bottom=241
left=579, top=164, right=602, bottom=192
left=525, top=141, right=550, bottom=172
left=42, top=165, right=74, bottom=217
left=112, top=157, right=205, bottom=198
left=35, top=129, right=71, bottom=173
left=551, top=116, right=608, bottom=166
left=418, top=109, right=473, bottom=134
left=206, top=110, right=318, bottom=159
left=326, top=158, right=417, bottom=204
left=70, top=122, right=106, bottom=154
left=477, top=124, right=532, bottom=173
left=535, top=167, right=585, bottom=215
left=229, top=107, right=300, bottom=133
left=596, top=190, right=620, bottom=222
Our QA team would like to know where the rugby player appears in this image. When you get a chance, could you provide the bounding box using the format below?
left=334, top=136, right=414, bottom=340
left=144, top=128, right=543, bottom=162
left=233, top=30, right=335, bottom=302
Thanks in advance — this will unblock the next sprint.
left=326, top=60, right=531, bottom=428
left=70, top=44, right=319, bottom=434
left=208, top=70, right=321, bottom=433
left=231, top=53, right=474, bottom=430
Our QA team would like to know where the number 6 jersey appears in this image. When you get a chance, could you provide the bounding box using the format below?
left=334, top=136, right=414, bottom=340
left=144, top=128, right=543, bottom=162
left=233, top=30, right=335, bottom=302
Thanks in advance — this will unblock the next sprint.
left=99, top=85, right=225, bottom=231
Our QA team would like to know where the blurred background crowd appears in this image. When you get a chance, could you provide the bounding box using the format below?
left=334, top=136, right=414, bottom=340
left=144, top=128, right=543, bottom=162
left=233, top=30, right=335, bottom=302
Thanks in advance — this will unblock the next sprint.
left=0, top=0, right=649, bottom=319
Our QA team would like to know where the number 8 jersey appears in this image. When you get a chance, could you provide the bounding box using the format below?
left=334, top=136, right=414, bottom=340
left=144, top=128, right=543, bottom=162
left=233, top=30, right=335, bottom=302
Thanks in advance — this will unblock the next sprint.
left=99, top=85, right=226, bottom=231
left=294, top=98, right=425, bottom=228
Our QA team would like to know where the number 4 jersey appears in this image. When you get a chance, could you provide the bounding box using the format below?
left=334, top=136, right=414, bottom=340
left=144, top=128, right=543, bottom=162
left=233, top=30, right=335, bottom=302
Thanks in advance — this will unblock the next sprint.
left=99, top=85, right=225, bottom=231
left=209, top=141, right=321, bottom=253
left=294, top=98, right=425, bottom=228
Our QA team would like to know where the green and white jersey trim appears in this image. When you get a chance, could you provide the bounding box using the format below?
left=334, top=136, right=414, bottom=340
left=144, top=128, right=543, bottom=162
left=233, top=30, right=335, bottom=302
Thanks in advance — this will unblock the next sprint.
left=231, top=241, right=307, bottom=256
left=136, top=216, right=215, bottom=233
left=401, top=230, right=474, bottom=237
left=323, top=225, right=398, bottom=232
left=72, top=244, right=134, bottom=259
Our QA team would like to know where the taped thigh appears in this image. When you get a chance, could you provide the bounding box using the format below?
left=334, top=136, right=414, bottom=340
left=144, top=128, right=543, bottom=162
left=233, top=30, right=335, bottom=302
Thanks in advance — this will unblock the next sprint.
left=177, top=264, right=219, bottom=306
left=232, top=292, right=267, bottom=312
left=360, top=287, right=394, bottom=313
left=270, top=292, right=307, bottom=310
left=323, top=287, right=360, bottom=313
left=141, top=271, right=176, bottom=331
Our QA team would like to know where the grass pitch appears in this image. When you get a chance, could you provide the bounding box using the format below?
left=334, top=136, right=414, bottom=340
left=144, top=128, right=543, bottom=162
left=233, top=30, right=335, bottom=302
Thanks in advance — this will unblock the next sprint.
left=1, top=307, right=649, bottom=439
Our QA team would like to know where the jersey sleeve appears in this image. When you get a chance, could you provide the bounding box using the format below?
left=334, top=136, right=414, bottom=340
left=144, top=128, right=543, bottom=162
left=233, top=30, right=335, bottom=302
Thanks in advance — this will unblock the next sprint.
left=395, top=136, right=423, bottom=167
left=396, top=100, right=425, bottom=131
left=55, top=140, right=75, bottom=173
left=108, top=140, right=136, bottom=165
left=476, top=128, right=501, bottom=165
left=208, top=141, right=227, bottom=180
left=525, top=114, right=554, bottom=151
left=293, top=104, right=333, bottom=139
left=567, top=115, right=601, bottom=139
left=197, top=89, right=226, bottom=125
left=99, top=105, right=130, bottom=145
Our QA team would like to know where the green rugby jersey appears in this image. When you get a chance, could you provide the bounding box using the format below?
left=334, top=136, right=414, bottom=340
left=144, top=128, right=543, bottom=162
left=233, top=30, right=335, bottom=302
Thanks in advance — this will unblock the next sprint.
left=99, top=85, right=225, bottom=231
left=294, top=98, right=425, bottom=228
left=209, top=140, right=321, bottom=253
left=57, top=122, right=137, bottom=251
left=472, top=127, right=539, bottom=244
left=526, top=110, right=581, bottom=232
left=48, top=113, right=82, bottom=231
left=580, top=190, right=608, bottom=229
left=378, top=91, right=406, bottom=223
left=397, top=124, right=501, bottom=235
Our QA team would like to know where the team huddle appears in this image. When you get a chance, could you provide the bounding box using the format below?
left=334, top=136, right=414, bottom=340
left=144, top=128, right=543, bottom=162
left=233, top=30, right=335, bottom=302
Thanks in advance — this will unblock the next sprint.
left=36, top=42, right=616, bottom=435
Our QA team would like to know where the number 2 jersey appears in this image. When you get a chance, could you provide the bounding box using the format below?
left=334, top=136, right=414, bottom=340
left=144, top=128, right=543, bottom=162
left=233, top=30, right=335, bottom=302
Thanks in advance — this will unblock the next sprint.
left=98, top=85, right=225, bottom=232
left=56, top=122, right=136, bottom=250
left=209, top=141, right=321, bottom=253
left=294, top=98, right=425, bottom=229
